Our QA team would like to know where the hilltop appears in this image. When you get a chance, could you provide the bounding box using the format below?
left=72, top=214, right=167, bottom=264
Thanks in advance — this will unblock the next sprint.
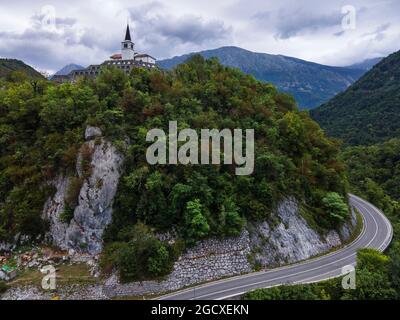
left=0, top=59, right=44, bottom=80
left=0, top=56, right=351, bottom=285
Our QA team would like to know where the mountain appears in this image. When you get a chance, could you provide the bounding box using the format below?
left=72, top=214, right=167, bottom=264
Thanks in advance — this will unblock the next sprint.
left=158, top=46, right=366, bottom=109
left=347, top=57, right=383, bottom=71
left=0, top=58, right=44, bottom=80
left=311, top=50, right=400, bottom=146
left=53, top=64, right=84, bottom=77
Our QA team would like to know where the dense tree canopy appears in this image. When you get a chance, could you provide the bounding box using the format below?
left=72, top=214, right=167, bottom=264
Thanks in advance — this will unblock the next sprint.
left=104, top=56, right=348, bottom=245
left=341, top=139, right=400, bottom=216
left=1, top=57, right=348, bottom=278
left=311, top=50, right=400, bottom=145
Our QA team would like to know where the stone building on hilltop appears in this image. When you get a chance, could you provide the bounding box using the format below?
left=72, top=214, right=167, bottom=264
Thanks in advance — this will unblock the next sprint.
left=60, top=24, right=157, bottom=82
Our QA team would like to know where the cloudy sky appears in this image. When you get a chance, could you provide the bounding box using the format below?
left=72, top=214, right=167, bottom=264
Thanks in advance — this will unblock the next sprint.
left=0, top=0, right=399, bottom=73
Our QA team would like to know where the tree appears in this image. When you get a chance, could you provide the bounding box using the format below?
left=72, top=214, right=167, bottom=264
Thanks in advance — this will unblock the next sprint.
left=357, top=248, right=391, bottom=273
left=102, top=223, right=174, bottom=282
left=6, top=71, right=28, bottom=83
left=341, top=249, right=397, bottom=300
left=322, top=192, right=349, bottom=224
left=148, top=244, right=170, bottom=276
left=185, top=199, right=210, bottom=242
left=219, top=198, right=244, bottom=236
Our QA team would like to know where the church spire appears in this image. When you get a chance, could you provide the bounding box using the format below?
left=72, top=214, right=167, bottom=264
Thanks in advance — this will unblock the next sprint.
left=121, top=23, right=135, bottom=60
left=125, top=24, right=132, bottom=41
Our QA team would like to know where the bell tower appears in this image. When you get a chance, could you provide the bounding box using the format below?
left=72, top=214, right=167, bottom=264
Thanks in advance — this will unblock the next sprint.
left=121, top=24, right=135, bottom=60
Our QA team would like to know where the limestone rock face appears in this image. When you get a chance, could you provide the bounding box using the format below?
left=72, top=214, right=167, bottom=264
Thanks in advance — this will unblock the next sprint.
left=0, top=242, right=15, bottom=252
left=43, top=128, right=124, bottom=255
left=0, top=233, right=29, bottom=253
left=85, top=126, right=102, bottom=141
left=65, top=139, right=123, bottom=254
left=42, top=176, right=69, bottom=247
left=249, top=198, right=346, bottom=268
left=339, top=207, right=358, bottom=241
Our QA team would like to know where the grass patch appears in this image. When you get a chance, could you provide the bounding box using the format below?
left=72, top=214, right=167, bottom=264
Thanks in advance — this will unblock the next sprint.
left=9, top=263, right=96, bottom=288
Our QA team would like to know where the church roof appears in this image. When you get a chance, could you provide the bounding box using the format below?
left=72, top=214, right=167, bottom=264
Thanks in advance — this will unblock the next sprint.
left=135, top=53, right=157, bottom=60
left=125, top=24, right=132, bottom=41
left=110, top=53, right=122, bottom=60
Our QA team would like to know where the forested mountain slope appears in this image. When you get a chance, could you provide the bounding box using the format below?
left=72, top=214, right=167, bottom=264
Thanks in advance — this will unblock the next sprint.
left=0, top=59, right=44, bottom=80
left=311, top=50, right=400, bottom=145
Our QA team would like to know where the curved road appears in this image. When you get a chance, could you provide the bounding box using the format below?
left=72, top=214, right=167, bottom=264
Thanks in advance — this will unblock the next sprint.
left=159, top=194, right=393, bottom=300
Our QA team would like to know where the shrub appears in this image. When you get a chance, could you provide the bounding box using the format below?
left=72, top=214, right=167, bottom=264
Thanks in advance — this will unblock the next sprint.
left=148, top=244, right=170, bottom=276
left=60, top=203, right=75, bottom=224
left=0, top=281, right=8, bottom=294
left=185, top=199, right=210, bottom=243
left=101, top=223, right=175, bottom=282
left=79, top=144, right=94, bottom=179
left=322, top=192, right=349, bottom=225
left=99, top=242, right=128, bottom=275
left=64, top=176, right=84, bottom=209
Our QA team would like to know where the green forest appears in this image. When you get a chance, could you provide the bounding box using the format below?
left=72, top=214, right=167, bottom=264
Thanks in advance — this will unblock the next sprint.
left=0, top=59, right=45, bottom=81
left=244, top=139, right=400, bottom=299
left=0, top=56, right=350, bottom=281
left=311, top=50, right=400, bottom=146
left=247, top=50, right=400, bottom=300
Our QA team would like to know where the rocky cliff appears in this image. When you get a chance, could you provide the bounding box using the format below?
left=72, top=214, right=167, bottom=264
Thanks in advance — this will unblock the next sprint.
left=249, top=198, right=356, bottom=267
left=42, top=127, right=124, bottom=255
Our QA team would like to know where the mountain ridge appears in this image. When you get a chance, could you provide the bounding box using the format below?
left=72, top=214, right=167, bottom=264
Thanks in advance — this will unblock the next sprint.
left=0, top=58, right=44, bottom=80
left=347, top=57, right=383, bottom=71
left=52, top=63, right=84, bottom=77
left=157, top=46, right=367, bottom=109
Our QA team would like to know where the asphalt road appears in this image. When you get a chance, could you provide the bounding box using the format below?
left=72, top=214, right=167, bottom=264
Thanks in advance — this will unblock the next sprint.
left=158, top=194, right=393, bottom=300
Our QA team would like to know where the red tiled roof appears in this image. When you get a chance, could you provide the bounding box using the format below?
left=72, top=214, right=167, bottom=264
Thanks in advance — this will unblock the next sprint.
left=110, top=54, right=122, bottom=60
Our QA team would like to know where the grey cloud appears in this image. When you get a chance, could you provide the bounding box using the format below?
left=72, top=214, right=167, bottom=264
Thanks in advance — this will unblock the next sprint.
left=251, top=11, right=271, bottom=21
left=0, top=0, right=399, bottom=72
left=334, top=30, right=345, bottom=37
left=0, top=39, right=67, bottom=71
left=0, top=13, right=104, bottom=70
left=154, top=15, right=230, bottom=44
left=362, top=23, right=391, bottom=41
left=128, top=3, right=232, bottom=45
left=271, top=9, right=342, bottom=39
left=56, top=17, right=77, bottom=27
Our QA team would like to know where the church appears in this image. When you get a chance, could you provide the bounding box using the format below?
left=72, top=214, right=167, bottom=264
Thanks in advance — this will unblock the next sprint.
left=67, top=24, right=157, bottom=81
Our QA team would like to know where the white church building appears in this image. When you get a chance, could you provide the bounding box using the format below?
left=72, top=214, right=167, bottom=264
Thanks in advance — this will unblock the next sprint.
left=68, top=24, right=157, bottom=80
